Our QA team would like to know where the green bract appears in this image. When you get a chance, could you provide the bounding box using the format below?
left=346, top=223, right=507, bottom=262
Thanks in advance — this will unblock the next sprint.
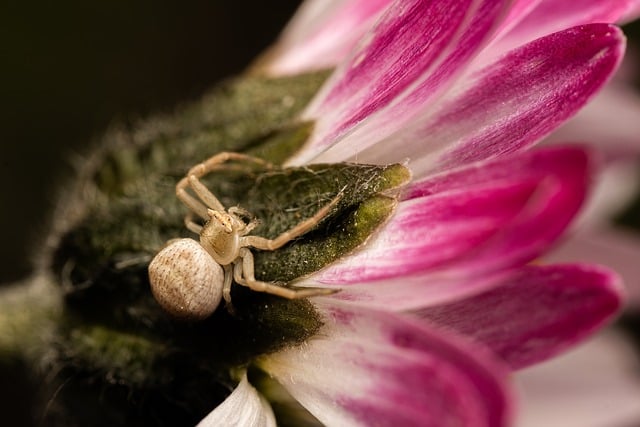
left=1, top=71, right=410, bottom=426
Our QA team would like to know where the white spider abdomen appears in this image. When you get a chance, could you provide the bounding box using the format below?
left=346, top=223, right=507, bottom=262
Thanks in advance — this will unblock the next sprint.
left=149, top=238, right=223, bottom=320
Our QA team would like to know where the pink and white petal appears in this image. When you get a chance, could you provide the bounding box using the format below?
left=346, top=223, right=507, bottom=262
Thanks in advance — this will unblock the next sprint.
left=197, top=373, right=276, bottom=427
left=546, top=227, right=640, bottom=308
left=414, top=264, right=624, bottom=369
left=260, top=0, right=391, bottom=75
left=259, top=300, right=514, bottom=427
left=487, top=0, right=634, bottom=58
left=543, top=81, right=640, bottom=152
left=354, top=24, right=624, bottom=176
left=316, top=153, right=590, bottom=311
left=444, top=149, right=590, bottom=274
left=308, top=146, right=590, bottom=289
left=405, top=145, right=590, bottom=199
left=516, top=331, right=640, bottom=427
left=317, top=267, right=513, bottom=311
left=314, top=179, right=540, bottom=285
left=289, top=0, right=511, bottom=165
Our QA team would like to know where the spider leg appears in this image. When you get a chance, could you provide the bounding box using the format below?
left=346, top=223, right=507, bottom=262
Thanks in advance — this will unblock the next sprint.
left=234, top=248, right=336, bottom=299
left=243, top=190, right=344, bottom=251
left=228, top=206, right=253, bottom=219
left=243, top=218, right=260, bottom=235
left=229, top=206, right=259, bottom=234
left=184, top=212, right=203, bottom=234
left=176, top=184, right=210, bottom=220
left=187, top=175, right=226, bottom=212
left=222, top=264, right=234, bottom=305
left=176, top=152, right=273, bottom=218
left=186, top=152, right=273, bottom=179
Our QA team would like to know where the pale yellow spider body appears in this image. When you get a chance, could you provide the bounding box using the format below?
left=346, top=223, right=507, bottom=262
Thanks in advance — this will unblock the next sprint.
left=148, top=152, right=340, bottom=320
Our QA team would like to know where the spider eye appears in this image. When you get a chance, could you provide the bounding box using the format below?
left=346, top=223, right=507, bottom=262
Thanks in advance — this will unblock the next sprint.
left=208, top=209, right=233, bottom=232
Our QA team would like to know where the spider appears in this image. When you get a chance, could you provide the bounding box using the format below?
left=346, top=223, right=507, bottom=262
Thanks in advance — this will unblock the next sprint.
left=148, top=152, right=341, bottom=320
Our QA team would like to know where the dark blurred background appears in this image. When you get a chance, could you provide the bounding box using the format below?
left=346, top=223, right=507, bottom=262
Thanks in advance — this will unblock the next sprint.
left=0, top=1, right=302, bottom=284
left=0, top=2, right=301, bottom=425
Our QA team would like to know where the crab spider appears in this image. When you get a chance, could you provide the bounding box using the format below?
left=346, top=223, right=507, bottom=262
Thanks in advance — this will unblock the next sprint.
left=148, top=152, right=341, bottom=320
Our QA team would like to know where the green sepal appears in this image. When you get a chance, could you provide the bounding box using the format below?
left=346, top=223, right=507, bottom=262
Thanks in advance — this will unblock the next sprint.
left=52, top=159, right=409, bottom=326
left=4, top=68, right=413, bottom=426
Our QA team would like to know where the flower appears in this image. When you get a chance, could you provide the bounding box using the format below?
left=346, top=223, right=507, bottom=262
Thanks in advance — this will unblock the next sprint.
left=195, top=0, right=638, bottom=425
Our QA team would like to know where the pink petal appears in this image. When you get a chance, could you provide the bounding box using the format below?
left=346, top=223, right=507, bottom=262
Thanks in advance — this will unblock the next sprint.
left=318, top=268, right=513, bottom=311
left=197, top=373, right=276, bottom=427
left=261, top=0, right=392, bottom=75
left=404, top=145, right=590, bottom=199
left=355, top=24, right=625, bottom=176
left=543, top=81, right=640, bottom=152
left=546, top=227, right=640, bottom=308
left=260, top=300, right=513, bottom=427
left=445, top=148, right=590, bottom=275
left=314, top=178, right=539, bottom=284
left=309, top=146, right=590, bottom=288
left=289, top=0, right=510, bottom=165
left=486, top=0, right=633, bottom=60
left=415, top=264, right=624, bottom=369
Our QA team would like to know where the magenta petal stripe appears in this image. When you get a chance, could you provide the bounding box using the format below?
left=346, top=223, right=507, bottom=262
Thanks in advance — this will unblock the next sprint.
left=415, top=264, right=624, bottom=369
left=289, top=0, right=510, bottom=165
left=260, top=300, right=513, bottom=427
left=429, top=24, right=623, bottom=174
left=367, top=24, right=623, bottom=176
left=308, top=0, right=473, bottom=114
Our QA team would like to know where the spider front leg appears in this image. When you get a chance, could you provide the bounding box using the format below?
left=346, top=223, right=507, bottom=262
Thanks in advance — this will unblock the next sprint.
left=242, top=190, right=344, bottom=251
left=187, top=152, right=273, bottom=180
left=233, top=248, right=336, bottom=299
left=184, top=212, right=203, bottom=234
left=176, top=152, right=274, bottom=220
left=228, top=206, right=259, bottom=234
